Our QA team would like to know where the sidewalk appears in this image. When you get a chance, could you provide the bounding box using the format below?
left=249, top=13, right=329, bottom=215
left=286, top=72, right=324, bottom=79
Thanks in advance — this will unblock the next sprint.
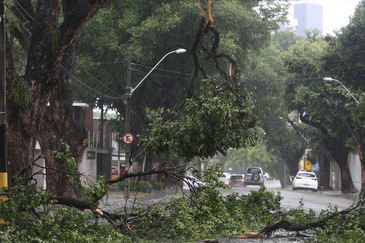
left=99, top=188, right=179, bottom=212
left=318, top=189, right=358, bottom=199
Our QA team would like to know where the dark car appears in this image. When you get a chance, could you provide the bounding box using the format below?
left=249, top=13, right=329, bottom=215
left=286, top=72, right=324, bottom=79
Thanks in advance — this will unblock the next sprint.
left=229, top=174, right=245, bottom=187
left=243, top=167, right=264, bottom=187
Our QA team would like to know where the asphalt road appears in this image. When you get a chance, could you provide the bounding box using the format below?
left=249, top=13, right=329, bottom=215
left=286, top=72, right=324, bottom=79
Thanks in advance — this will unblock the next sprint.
left=102, top=180, right=357, bottom=214
left=225, top=180, right=357, bottom=212
left=101, top=181, right=358, bottom=242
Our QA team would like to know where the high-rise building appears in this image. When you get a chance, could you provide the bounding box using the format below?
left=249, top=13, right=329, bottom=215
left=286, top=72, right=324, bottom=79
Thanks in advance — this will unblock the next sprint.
left=294, top=3, right=323, bottom=37
left=278, top=3, right=323, bottom=38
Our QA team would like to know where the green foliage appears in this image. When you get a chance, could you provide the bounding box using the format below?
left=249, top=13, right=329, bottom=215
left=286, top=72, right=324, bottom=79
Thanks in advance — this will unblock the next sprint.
left=283, top=199, right=318, bottom=226
left=225, top=140, right=281, bottom=177
left=130, top=180, right=153, bottom=193
left=0, top=183, right=130, bottom=242
left=312, top=198, right=365, bottom=242
left=75, top=0, right=288, bottom=158
left=118, top=180, right=153, bottom=193
left=201, top=164, right=231, bottom=190
left=335, top=0, right=365, bottom=90
left=128, top=184, right=283, bottom=241
left=51, top=136, right=80, bottom=184
left=242, top=30, right=307, bottom=178
left=10, top=75, right=31, bottom=114
left=4, top=167, right=365, bottom=242
left=82, top=175, right=111, bottom=201
left=121, top=165, right=283, bottom=241
left=152, top=182, right=164, bottom=191
left=55, top=138, right=77, bottom=171
left=224, top=189, right=282, bottom=230
left=140, top=78, right=259, bottom=160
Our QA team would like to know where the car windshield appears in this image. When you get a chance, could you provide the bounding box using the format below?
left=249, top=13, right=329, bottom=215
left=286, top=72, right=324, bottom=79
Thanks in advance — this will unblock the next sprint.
left=247, top=168, right=261, bottom=174
left=298, top=173, right=316, bottom=178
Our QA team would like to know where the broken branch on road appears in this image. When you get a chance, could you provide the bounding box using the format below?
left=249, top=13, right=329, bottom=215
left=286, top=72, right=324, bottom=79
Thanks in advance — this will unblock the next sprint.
left=231, top=198, right=364, bottom=239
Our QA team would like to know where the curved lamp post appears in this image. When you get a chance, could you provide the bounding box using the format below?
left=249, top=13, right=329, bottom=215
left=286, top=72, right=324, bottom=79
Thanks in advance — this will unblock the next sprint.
left=124, top=48, right=186, bottom=198
left=130, top=48, right=186, bottom=95
left=323, top=77, right=360, bottom=104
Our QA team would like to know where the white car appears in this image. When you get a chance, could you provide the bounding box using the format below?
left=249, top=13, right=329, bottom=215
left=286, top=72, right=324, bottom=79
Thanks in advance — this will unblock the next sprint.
left=182, top=176, right=208, bottom=190
left=292, top=171, right=318, bottom=192
left=218, top=172, right=231, bottom=185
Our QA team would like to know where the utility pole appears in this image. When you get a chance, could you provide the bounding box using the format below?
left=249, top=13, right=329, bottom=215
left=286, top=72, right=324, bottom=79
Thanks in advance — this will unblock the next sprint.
left=0, top=0, right=7, bottom=196
left=99, top=103, right=104, bottom=149
left=122, top=49, right=185, bottom=199
left=124, top=53, right=132, bottom=199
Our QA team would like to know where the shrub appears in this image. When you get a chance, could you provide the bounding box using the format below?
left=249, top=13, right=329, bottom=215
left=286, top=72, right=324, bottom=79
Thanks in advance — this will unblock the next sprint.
left=118, top=180, right=125, bottom=189
left=118, top=180, right=154, bottom=193
left=130, top=180, right=153, bottom=193
left=152, top=182, right=164, bottom=191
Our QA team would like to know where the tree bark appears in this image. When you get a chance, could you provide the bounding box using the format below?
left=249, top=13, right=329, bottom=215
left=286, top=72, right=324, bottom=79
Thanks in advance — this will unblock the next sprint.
left=344, top=117, right=365, bottom=196
left=6, top=0, right=107, bottom=194
left=326, top=142, right=357, bottom=193
left=300, top=114, right=357, bottom=194
left=319, top=152, right=331, bottom=189
left=38, top=42, right=87, bottom=197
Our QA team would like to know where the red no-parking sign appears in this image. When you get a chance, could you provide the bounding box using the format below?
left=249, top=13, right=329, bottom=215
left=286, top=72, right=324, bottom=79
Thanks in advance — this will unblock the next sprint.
left=122, top=133, right=134, bottom=144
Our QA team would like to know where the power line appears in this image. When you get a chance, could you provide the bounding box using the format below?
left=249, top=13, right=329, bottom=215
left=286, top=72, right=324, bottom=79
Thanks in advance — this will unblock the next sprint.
left=5, top=2, right=125, bottom=101
left=61, top=65, right=126, bottom=101
left=132, top=63, right=193, bottom=77
left=70, top=54, right=122, bottom=97
left=131, top=67, right=192, bottom=82
left=243, top=77, right=323, bottom=83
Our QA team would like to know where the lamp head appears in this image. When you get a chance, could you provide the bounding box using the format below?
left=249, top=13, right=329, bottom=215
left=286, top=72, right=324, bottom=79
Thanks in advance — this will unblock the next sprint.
left=323, top=77, right=333, bottom=81
left=175, top=48, right=187, bottom=54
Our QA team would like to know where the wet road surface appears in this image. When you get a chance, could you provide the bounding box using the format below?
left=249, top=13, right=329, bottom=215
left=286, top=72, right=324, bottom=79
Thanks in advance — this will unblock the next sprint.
left=100, top=180, right=358, bottom=242
left=226, top=180, right=357, bottom=212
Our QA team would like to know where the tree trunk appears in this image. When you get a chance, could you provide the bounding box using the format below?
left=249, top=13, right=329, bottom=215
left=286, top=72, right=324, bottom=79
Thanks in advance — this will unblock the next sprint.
left=339, top=163, right=357, bottom=193
left=319, top=152, right=331, bottom=190
left=299, top=114, right=357, bottom=193
left=344, top=117, right=365, bottom=196
left=38, top=42, right=87, bottom=197
left=329, top=147, right=357, bottom=193
left=6, top=0, right=107, bottom=193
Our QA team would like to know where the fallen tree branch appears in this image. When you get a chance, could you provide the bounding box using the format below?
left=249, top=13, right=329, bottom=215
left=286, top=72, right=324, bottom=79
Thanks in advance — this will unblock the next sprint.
left=231, top=199, right=363, bottom=239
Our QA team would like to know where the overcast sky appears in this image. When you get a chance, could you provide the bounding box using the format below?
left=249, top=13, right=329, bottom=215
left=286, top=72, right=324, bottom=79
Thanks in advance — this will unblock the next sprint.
left=288, top=0, right=362, bottom=35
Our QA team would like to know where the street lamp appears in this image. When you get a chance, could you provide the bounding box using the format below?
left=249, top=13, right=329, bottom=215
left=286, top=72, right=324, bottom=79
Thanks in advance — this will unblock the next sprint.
left=323, top=77, right=360, bottom=104
left=130, top=48, right=186, bottom=95
left=124, top=48, right=186, bottom=198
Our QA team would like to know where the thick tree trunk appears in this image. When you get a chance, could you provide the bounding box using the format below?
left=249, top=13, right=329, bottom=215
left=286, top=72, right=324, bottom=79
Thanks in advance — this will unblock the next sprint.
left=38, top=43, right=87, bottom=197
left=6, top=0, right=107, bottom=193
left=339, top=163, right=357, bottom=193
left=360, top=162, right=365, bottom=197
left=299, top=114, right=357, bottom=193
left=344, top=117, right=365, bottom=196
left=330, top=149, right=357, bottom=193
left=319, top=153, right=331, bottom=190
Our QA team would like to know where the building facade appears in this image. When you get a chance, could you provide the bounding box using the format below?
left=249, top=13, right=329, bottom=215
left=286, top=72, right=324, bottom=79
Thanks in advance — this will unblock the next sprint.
left=278, top=3, right=323, bottom=38
left=294, top=3, right=323, bottom=37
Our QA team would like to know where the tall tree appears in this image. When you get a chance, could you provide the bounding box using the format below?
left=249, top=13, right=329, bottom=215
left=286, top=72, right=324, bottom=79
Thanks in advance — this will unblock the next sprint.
left=75, top=0, right=288, bottom=168
left=6, top=0, right=107, bottom=196
left=243, top=31, right=306, bottom=185
left=322, top=0, right=365, bottom=195
left=283, top=37, right=357, bottom=193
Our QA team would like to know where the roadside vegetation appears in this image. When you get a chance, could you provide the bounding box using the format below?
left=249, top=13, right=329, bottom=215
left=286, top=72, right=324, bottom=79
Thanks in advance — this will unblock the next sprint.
left=2, top=0, right=365, bottom=242
left=0, top=164, right=364, bottom=242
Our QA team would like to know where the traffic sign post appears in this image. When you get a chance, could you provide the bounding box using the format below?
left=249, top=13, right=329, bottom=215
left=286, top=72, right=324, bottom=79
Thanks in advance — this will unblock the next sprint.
left=305, top=160, right=312, bottom=171
left=122, top=133, right=134, bottom=144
